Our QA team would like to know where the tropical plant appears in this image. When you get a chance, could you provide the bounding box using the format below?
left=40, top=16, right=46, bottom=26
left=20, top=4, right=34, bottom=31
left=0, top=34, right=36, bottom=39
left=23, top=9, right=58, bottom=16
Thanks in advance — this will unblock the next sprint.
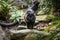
left=0, top=1, right=11, bottom=21
left=0, top=0, right=23, bottom=22
left=10, top=6, right=24, bottom=22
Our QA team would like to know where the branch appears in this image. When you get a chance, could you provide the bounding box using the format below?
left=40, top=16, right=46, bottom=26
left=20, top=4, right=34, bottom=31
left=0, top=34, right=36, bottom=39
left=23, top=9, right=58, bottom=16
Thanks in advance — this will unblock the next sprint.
left=10, top=29, right=50, bottom=36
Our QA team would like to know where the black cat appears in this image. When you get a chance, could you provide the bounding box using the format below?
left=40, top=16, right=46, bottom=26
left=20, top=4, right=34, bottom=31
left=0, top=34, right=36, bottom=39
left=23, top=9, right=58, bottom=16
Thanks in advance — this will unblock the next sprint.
left=24, top=1, right=39, bottom=29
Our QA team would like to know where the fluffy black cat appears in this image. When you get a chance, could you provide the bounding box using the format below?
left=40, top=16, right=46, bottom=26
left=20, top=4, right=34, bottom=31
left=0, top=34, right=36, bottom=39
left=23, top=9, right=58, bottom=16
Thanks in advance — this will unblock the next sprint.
left=24, top=1, right=39, bottom=29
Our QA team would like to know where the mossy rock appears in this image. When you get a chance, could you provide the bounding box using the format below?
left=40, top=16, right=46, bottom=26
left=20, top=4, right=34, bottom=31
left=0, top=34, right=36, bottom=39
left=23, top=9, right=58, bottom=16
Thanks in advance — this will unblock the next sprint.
left=10, top=29, right=50, bottom=40
left=11, top=33, right=27, bottom=40
left=24, top=32, right=50, bottom=40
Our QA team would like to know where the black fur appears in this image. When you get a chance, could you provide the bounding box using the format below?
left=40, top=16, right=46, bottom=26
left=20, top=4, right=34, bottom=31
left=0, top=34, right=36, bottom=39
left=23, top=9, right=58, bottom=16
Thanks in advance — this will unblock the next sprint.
left=25, top=11, right=36, bottom=29
left=31, top=1, right=40, bottom=11
left=24, top=1, right=39, bottom=29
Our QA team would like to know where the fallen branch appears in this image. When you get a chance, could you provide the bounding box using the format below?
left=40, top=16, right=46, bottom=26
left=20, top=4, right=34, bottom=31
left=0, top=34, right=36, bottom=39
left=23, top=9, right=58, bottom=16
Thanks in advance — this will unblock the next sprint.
left=10, top=29, right=51, bottom=40
left=10, top=29, right=50, bottom=35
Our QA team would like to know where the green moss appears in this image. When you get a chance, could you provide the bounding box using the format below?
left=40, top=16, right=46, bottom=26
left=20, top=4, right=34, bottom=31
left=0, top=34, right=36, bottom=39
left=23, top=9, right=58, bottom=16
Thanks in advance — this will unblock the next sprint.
left=24, top=32, right=50, bottom=40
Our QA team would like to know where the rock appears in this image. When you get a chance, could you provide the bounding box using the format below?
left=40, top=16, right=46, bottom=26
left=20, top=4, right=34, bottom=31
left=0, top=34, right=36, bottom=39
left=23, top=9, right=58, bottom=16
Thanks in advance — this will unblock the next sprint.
left=0, top=26, right=11, bottom=40
left=10, top=29, right=50, bottom=40
left=10, top=0, right=28, bottom=7
left=0, top=26, right=5, bottom=40
left=17, top=25, right=27, bottom=30
left=24, top=31, right=50, bottom=40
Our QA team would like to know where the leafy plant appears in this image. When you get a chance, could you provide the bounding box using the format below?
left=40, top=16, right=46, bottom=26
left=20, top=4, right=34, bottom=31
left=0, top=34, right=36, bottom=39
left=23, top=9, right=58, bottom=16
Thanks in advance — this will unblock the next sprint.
left=0, top=1, right=11, bottom=21
left=10, top=6, right=24, bottom=22
left=0, top=1, right=23, bottom=22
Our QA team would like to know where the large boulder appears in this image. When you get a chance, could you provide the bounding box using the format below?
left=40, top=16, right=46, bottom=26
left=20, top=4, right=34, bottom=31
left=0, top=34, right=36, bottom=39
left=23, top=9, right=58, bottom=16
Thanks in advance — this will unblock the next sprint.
left=0, top=26, right=4, bottom=40
left=10, top=29, right=50, bottom=40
